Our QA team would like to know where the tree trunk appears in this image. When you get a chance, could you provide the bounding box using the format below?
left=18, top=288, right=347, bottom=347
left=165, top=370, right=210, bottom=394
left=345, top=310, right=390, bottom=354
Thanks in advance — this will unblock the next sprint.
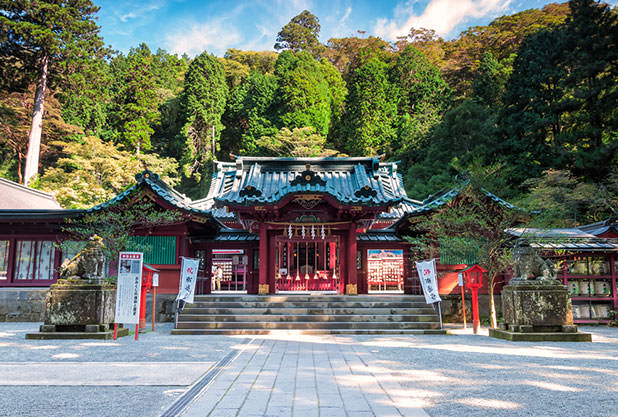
left=24, top=54, right=49, bottom=186
left=488, top=273, right=497, bottom=328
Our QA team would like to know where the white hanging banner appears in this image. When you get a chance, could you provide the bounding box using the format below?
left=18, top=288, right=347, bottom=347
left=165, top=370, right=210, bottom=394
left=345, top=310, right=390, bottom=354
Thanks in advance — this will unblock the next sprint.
left=416, top=259, right=442, bottom=304
left=176, top=257, right=200, bottom=304
left=115, top=252, right=144, bottom=324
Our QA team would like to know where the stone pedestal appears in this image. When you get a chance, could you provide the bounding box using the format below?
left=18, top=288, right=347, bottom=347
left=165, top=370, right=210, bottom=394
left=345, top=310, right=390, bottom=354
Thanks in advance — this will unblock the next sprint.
left=26, top=279, right=128, bottom=340
left=489, top=280, right=591, bottom=342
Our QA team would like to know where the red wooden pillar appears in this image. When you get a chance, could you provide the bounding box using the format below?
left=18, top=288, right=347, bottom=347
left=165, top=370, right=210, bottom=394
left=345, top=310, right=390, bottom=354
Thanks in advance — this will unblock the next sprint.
left=346, top=224, right=358, bottom=295
left=267, top=229, right=276, bottom=294
left=403, top=248, right=414, bottom=294
left=258, top=223, right=269, bottom=294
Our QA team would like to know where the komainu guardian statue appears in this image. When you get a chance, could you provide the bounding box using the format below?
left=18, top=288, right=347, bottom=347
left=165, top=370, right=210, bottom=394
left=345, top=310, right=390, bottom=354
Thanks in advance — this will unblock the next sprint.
left=513, top=238, right=556, bottom=281
left=60, top=235, right=106, bottom=280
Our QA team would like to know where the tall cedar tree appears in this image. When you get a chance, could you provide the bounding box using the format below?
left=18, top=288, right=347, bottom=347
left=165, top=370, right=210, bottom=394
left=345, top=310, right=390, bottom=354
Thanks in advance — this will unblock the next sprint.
left=274, top=10, right=326, bottom=57
left=180, top=52, right=228, bottom=195
left=0, top=0, right=105, bottom=184
left=559, top=0, right=618, bottom=180
left=274, top=51, right=333, bottom=137
left=340, top=57, right=398, bottom=156
left=110, top=44, right=160, bottom=155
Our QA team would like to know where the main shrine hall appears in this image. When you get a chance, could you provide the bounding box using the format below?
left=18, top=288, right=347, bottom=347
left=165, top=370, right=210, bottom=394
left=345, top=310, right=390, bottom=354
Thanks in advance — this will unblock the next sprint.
left=0, top=156, right=427, bottom=296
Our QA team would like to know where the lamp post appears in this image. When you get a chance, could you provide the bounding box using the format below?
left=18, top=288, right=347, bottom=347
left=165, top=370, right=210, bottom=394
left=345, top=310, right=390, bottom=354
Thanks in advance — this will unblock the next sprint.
left=463, top=264, right=486, bottom=334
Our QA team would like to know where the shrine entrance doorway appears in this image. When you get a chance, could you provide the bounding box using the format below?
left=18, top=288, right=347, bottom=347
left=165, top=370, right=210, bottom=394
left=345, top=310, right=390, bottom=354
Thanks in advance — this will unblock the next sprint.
left=275, top=236, right=341, bottom=292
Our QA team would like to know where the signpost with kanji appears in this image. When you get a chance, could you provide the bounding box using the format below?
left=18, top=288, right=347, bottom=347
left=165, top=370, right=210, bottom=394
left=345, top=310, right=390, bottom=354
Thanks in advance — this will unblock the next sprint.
left=114, top=252, right=143, bottom=340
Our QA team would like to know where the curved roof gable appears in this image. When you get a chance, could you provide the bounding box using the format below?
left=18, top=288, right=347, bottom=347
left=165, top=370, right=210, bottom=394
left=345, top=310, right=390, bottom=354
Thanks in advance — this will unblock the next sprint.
left=205, top=156, right=408, bottom=207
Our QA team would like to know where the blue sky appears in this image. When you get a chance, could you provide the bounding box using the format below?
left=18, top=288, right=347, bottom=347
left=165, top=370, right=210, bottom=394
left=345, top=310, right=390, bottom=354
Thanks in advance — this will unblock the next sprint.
left=94, top=0, right=618, bottom=57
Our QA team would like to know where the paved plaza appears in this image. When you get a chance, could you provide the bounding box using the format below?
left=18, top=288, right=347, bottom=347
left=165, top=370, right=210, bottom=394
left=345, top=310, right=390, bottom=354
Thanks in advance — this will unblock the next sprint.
left=1, top=323, right=617, bottom=417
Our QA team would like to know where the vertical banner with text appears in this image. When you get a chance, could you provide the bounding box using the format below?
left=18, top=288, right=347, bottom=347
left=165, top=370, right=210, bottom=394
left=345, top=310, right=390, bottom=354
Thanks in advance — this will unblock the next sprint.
left=415, top=258, right=442, bottom=304
left=115, top=252, right=144, bottom=324
left=176, top=257, right=200, bottom=304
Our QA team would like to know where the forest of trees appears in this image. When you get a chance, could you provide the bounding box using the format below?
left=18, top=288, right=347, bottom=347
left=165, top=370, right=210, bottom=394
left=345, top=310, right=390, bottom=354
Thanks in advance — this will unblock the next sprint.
left=0, top=0, right=616, bottom=227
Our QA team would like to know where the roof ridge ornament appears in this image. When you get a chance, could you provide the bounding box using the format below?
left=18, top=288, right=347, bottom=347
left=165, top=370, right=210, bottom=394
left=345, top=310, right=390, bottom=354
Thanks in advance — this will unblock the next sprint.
left=290, top=164, right=326, bottom=187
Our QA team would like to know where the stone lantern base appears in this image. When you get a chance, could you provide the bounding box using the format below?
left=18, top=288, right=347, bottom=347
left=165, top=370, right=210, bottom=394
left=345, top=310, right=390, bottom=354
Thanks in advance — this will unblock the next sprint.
left=489, top=280, right=591, bottom=342
left=26, top=279, right=128, bottom=340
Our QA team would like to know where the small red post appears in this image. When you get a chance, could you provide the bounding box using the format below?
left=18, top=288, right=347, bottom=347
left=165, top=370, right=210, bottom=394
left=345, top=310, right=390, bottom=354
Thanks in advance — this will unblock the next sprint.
left=460, top=285, right=467, bottom=329
left=113, top=323, right=118, bottom=340
left=135, top=324, right=139, bottom=341
left=139, top=283, right=148, bottom=330
left=471, top=287, right=480, bottom=334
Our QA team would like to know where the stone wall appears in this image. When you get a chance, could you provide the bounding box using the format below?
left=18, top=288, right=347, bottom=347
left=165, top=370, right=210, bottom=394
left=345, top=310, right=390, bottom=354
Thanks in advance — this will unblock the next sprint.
left=143, top=293, right=177, bottom=323
left=0, top=288, right=47, bottom=321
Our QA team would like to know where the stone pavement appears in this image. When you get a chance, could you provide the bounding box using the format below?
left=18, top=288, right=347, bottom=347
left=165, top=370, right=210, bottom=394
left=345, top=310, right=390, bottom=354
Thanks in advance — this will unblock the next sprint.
left=2, top=322, right=618, bottom=417
left=176, top=335, right=428, bottom=417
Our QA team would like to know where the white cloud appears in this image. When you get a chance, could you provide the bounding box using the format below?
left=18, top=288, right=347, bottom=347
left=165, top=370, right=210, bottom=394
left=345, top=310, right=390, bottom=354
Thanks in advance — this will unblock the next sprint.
left=166, top=18, right=243, bottom=56
left=119, top=2, right=164, bottom=23
left=374, top=0, right=511, bottom=40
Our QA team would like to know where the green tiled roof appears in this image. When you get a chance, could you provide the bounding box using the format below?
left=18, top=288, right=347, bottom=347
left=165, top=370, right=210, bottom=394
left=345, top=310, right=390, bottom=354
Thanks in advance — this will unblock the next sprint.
left=203, top=156, right=408, bottom=207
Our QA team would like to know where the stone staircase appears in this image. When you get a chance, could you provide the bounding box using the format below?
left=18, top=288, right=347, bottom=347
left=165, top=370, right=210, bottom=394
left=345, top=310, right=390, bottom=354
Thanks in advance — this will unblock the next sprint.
left=171, top=294, right=445, bottom=335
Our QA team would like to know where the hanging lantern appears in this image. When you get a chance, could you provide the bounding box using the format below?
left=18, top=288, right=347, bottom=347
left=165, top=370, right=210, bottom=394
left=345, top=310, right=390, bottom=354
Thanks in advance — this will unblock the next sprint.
left=311, top=225, right=315, bottom=239
left=302, top=225, right=306, bottom=239
left=321, top=225, right=325, bottom=239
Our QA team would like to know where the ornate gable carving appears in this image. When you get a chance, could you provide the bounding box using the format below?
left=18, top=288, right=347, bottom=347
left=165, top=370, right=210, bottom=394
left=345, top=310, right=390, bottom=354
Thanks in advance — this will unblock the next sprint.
left=355, top=185, right=377, bottom=198
left=290, top=164, right=326, bottom=187
left=239, top=185, right=262, bottom=197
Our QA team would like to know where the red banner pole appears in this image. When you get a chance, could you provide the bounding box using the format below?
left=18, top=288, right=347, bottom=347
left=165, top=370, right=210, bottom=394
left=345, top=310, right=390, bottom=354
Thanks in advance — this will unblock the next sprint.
left=472, top=288, right=480, bottom=335
left=113, top=323, right=118, bottom=340
left=135, top=324, right=139, bottom=341
left=461, top=285, right=467, bottom=329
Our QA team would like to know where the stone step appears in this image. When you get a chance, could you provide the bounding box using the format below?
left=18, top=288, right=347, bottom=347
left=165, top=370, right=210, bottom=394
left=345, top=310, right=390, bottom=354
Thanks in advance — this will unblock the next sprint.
left=192, top=295, right=425, bottom=302
left=180, top=307, right=436, bottom=315
left=174, top=321, right=440, bottom=330
left=177, top=314, right=437, bottom=323
left=185, top=301, right=431, bottom=309
left=171, top=328, right=447, bottom=335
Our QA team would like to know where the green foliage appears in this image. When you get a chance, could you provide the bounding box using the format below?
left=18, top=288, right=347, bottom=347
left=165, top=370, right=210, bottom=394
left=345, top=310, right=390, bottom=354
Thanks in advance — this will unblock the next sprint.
left=326, top=35, right=392, bottom=80
left=499, top=27, right=567, bottom=184
left=389, top=46, right=451, bottom=159
left=180, top=51, right=228, bottom=194
left=442, top=3, right=569, bottom=97
left=340, top=57, right=398, bottom=156
left=256, top=126, right=338, bottom=157
left=0, top=0, right=107, bottom=92
left=500, top=1, right=618, bottom=187
left=109, top=44, right=160, bottom=154
left=404, top=100, right=499, bottom=199
left=35, top=135, right=179, bottom=209
left=520, top=169, right=612, bottom=227
left=221, top=72, right=278, bottom=156
left=558, top=0, right=618, bottom=180
left=472, top=52, right=511, bottom=106
left=224, top=49, right=278, bottom=74
left=274, top=10, right=326, bottom=57
left=62, top=201, right=182, bottom=269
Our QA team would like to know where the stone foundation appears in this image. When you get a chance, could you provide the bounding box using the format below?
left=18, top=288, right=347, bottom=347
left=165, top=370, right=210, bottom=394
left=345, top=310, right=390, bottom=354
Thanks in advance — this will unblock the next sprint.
left=0, top=288, right=47, bottom=321
left=491, top=280, right=591, bottom=342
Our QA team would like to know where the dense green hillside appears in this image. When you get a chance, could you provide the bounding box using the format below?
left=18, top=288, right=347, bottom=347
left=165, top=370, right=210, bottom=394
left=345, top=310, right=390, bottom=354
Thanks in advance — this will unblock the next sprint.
left=0, top=1, right=616, bottom=226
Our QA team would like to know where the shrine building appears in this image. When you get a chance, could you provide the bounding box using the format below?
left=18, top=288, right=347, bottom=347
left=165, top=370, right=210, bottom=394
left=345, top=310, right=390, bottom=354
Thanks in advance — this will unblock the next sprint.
left=0, top=156, right=423, bottom=296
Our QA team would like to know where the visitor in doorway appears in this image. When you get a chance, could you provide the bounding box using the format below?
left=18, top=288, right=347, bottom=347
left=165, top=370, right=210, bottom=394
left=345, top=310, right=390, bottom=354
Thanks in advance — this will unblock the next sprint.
left=215, top=266, right=223, bottom=291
